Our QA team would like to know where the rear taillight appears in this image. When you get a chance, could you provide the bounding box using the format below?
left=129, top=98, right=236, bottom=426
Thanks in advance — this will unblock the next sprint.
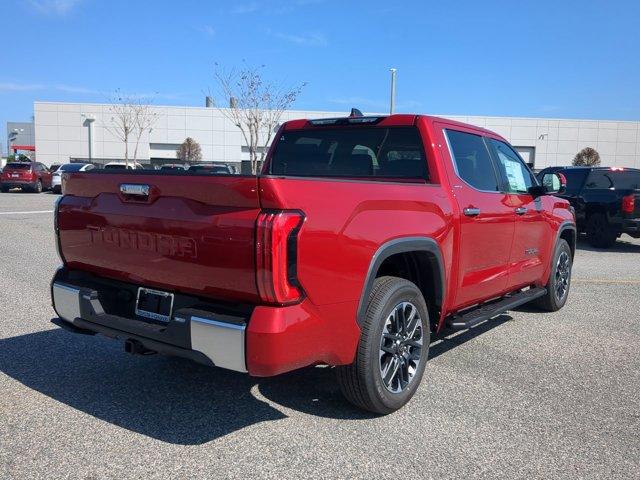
left=256, top=210, right=305, bottom=305
left=622, top=194, right=635, bottom=214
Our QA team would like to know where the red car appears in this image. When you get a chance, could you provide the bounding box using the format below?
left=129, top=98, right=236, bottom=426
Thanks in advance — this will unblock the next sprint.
left=1, top=162, right=53, bottom=193
left=51, top=114, right=575, bottom=413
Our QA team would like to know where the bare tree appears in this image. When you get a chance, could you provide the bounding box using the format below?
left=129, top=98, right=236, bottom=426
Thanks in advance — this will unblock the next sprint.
left=176, top=137, right=202, bottom=164
left=214, top=64, right=306, bottom=174
left=106, top=89, right=158, bottom=168
left=133, top=103, right=158, bottom=163
left=573, top=147, right=601, bottom=166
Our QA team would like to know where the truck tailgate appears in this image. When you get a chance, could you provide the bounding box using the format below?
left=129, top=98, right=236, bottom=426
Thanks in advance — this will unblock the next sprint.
left=58, top=172, right=260, bottom=302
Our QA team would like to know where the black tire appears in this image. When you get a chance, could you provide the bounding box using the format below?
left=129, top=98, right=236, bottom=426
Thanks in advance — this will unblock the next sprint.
left=586, top=213, right=616, bottom=248
left=336, top=276, right=430, bottom=414
left=32, top=180, right=43, bottom=194
left=53, top=186, right=61, bottom=194
left=0, top=185, right=8, bottom=193
left=534, top=239, right=573, bottom=312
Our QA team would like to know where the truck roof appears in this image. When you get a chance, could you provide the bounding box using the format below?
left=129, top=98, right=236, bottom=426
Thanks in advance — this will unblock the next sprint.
left=546, top=166, right=640, bottom=172
left=283, top=113, right=501, bottom=138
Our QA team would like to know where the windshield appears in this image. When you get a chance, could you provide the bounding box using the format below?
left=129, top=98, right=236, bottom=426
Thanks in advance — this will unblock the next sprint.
left=269, top=127, right=428, bottom=180
left=6, top=163, right=32, bottom=170
left=104, top=164, right=128, bottom=170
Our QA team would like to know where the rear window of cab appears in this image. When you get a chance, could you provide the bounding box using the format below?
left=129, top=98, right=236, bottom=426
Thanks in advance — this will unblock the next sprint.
left=268, top=127, right=429, bottom=181
left=5, top=163, right=32, bottom=170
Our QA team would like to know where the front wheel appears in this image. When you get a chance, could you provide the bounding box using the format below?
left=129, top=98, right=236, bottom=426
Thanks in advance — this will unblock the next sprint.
left=534, top=238, right=573, bottom=311
left=336, top=276, right=430, bottom=414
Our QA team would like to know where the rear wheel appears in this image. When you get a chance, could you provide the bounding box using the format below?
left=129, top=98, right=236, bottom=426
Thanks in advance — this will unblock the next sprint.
left=586, top=213, right=616, bottom=248
left=0, top=185, right=8, bottom=193
left=336, top=276, right=430, bottom=414
left=534, top=239, right=573, bottom=311
left=33, top=180, right=43, bottom=194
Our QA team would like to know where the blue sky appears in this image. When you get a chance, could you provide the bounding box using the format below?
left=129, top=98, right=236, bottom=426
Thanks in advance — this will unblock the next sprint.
left=2, top=0, right=639, bottom=150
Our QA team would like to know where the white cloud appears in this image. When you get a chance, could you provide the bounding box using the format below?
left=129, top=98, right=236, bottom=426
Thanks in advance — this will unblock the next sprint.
left=273, top=31, right=327, bottom=47
left=0, top=81, right=183, bottom=101
left=196, top=25, right=215, bottom=37
left=27, top=0, right=83, bottom=15
left=54, top=84, right=99, bottom=94
left=0, top=82, right=45, bottom=92
left=231, top=2, right=258, bottom=14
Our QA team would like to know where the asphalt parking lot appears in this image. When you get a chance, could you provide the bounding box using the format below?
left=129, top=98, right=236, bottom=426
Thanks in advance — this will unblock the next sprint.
left=1, top=192, right=639, bottom=479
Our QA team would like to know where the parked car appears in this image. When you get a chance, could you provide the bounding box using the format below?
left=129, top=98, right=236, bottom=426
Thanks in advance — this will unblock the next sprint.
left=537, top=166, right=640, bottom=248
left=103, top=162, right=145, bottom=170
left=51, top=113, right=575, bottom=414
left=188, top=163, right=234, bottom=174
left=49, top=163, right=62, bottom=173
left=52, top=163, right=95, bottom=194
left=159, top=164, right=187, bottom=171
left=1, top=162, right=53, bottom=193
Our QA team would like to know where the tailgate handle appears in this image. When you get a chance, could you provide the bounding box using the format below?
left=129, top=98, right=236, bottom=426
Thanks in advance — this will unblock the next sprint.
left=120, top=184, right=150, bottom=196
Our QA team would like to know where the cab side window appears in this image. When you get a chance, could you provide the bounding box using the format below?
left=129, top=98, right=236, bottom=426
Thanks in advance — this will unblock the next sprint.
left=489, top=139, right=535, bottom=194
left=584, top=171, right=613, bottom=189
left=446, top=129, right=499, bottom=191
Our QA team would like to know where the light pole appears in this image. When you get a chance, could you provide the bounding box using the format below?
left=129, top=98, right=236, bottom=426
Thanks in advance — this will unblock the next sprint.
left=82, top=114, right=96, bottom=163
left=389, top=68, right=397, bottom=114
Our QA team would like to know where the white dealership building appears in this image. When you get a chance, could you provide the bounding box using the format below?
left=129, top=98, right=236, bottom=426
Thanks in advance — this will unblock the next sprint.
left=27, top=100, right=640, bottom=171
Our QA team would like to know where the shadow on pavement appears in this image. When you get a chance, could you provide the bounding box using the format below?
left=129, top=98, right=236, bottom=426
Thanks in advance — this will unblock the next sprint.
left=430, top=314, right=512, bottom=360
left=0, top=316, right=512, bottom=444
left=575, top=236, right=640, bottom=253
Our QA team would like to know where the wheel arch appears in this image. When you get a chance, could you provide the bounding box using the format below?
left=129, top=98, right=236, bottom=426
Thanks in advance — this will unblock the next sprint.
left=357, top=237, right=445, bottom=331
left=557, top=221, right=577, bottom=258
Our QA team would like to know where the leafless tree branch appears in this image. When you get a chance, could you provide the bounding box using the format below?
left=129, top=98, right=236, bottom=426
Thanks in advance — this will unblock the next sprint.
left=213, top=64, right=306, bottom=174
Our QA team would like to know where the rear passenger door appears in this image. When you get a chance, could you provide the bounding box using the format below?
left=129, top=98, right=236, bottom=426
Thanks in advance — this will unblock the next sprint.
left=439, top=126, right=516, bottom=310
left=488, top=139, right=549, bottom=289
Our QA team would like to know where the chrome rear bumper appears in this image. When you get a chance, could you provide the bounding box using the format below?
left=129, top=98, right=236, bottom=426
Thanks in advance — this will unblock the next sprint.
left=51, top=280, right=247, bottom=373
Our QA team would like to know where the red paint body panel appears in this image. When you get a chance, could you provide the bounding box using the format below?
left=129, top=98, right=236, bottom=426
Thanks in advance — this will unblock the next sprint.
left=246, top=299, right=360, bottom=376
left=56, top=114, right=574, bottom=377
left=60, top=174, right=261, bottom=302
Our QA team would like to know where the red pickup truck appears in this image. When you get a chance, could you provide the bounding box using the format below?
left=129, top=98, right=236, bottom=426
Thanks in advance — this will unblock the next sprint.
left=51, top=114, right=576, bottom=414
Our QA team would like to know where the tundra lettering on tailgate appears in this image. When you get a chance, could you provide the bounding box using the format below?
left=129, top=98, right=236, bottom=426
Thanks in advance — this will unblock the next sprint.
left=87, top=225, right=197, bottom=259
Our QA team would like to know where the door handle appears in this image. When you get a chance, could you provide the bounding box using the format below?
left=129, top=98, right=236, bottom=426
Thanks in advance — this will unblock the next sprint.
left=515, top=207, right=528, bottom=215
left=463, top=207, right=481, bottom=217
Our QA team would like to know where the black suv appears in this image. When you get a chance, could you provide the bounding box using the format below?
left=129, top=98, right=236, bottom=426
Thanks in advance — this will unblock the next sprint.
left=537, top=166, right=640, bottom=248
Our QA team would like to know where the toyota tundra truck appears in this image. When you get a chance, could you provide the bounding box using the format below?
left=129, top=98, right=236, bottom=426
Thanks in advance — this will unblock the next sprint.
left=51, top=114, right=576, bottom=414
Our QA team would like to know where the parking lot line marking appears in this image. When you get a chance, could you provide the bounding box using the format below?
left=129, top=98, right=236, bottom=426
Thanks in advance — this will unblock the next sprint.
left=0, top=210, right=54, bottom=215
left=573, top=278, right=640, bottom=285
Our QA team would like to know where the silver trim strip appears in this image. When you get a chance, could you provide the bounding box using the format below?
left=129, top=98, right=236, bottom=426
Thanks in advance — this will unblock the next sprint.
left=191, top=316, right=246, bottom=330
left=52, top=282, right=81, bottom=322
left=120, top=183, right=150, bottom=196
left=190, top=316, right=247, bottom=372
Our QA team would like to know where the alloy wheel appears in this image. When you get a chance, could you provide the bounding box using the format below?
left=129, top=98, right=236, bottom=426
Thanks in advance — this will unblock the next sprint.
left=379, top=301, right=424, bottom=393
left=555, top=251, right=571, bottom=301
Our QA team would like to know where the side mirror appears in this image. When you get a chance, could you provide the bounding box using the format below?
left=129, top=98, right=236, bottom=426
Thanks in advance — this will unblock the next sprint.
left=542, top=172, right=566, bottom=194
